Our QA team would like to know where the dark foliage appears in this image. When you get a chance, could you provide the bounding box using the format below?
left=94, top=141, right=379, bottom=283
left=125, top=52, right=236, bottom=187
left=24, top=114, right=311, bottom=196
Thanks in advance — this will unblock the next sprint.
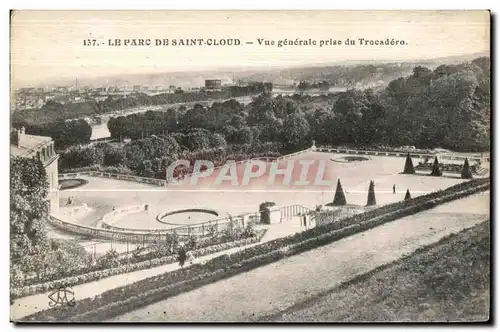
left=461, top=158, right=473, bottom=179
left=430, top=156, right=443, bottom=177
left=403, top=153, right=415, bottom=174
left=404, top=189, right=412, bottom=201
left=366, top=180, right=377, bottom=206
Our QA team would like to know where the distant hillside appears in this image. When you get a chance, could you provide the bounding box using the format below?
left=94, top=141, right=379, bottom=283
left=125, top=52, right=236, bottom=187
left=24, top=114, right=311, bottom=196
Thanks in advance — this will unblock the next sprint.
left=238, top=52, right=490, bottom=90
left=33, top=52, right=489, bottom=90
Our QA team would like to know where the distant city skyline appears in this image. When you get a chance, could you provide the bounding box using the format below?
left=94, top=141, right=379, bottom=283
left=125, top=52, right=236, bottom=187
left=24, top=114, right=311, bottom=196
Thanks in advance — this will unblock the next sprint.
left=11, top=10, right=490, bottom=88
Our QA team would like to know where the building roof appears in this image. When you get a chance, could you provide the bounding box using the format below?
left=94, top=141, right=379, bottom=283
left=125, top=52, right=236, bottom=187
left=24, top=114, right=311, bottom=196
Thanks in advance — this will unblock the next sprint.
left=10, top=134, right=53, bottom=158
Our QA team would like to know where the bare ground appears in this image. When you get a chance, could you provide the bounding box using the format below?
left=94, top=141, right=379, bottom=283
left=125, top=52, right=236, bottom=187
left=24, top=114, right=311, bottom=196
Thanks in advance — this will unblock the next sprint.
left=262, top=220, right=490, bottom=323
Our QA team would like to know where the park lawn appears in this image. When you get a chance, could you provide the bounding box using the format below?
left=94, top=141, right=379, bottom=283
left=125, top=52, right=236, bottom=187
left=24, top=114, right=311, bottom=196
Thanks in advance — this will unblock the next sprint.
left=266, top=220, right=491, bottom=322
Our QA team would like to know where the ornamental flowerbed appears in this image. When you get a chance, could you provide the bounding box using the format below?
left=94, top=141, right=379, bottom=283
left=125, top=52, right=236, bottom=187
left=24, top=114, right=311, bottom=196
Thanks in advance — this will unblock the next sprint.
left=21, top=178, right=489, bottom=322
left=11, top=230, right=266, bottom=299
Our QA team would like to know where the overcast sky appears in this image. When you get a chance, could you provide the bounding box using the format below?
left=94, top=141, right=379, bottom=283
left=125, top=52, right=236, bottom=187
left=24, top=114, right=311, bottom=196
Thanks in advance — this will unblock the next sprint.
left=11, top=10, right=490, bottom=87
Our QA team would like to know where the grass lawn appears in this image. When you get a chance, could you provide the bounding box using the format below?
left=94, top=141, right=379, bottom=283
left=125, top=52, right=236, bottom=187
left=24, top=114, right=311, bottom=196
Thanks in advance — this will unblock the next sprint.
left=59, top=151, right=466, bottom=231
left=265, top=220, right=490, bottom=322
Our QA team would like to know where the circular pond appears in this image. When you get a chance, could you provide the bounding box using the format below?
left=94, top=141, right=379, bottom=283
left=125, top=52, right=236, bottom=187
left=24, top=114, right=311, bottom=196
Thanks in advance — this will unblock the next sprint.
left=59, top=178, right=89, bottom=190
left=157, top=209, right=219, bottom=226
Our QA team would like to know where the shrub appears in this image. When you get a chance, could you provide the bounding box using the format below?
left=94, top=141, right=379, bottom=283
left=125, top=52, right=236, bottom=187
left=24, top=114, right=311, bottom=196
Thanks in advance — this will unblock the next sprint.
left=403, top=152, right=415, bottom=174
left=332, top=178, right=347, bottom=206
left=366, top=180, right=376, bottom=206
left=461, top=158, right=473, bottom=179
left=241, top=223, right=256, bottom=238
left=12, top=231, right=267, bottom=299
left=430, top=156, right=443, bottom=176
left=97, top=249, right=120, bottom=269
left=186, top=235, right=198, bottom=251
left=10, top=264, right=25, bottom=288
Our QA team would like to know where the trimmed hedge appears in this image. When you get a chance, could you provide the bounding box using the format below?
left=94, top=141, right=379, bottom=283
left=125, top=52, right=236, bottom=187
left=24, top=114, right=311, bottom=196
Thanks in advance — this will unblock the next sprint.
left=403, top=152, right=415, bottom=174
left=404, top=189, right=412, bottom=201
left=21, top=178, right=490, bottom=322
left=332, top=178, right=347, bottom=206
left=461, top=158, right=473, bottom=179
left=11, top=230, right=266, bottom=299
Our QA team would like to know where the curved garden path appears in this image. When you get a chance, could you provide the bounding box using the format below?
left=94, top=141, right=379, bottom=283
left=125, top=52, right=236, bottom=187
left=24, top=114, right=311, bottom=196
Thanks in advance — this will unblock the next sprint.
left=111, top=191, right=489, bottom=322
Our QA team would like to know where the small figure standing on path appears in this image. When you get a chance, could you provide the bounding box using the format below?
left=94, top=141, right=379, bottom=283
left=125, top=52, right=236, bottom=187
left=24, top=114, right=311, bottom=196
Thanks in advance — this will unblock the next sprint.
left=393, top=184, right=396, bottom=194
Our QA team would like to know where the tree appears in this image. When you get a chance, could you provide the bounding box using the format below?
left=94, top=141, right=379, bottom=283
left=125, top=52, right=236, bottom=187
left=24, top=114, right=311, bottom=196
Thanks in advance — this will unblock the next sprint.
left=45, top=239, right=90, bottom=278
left=59, top=144, right=104, bottom=171
left=366, top=180, right=376, bottom=206
left=332, top=89, right=368, bottom=146
left=185, top=128, right=211, bottom=151
left=403, top=153, right=415, bottom=174
left=102, top=144, right=124, bottom=166
left=247, top=93, right=274, bottom=126
left=281, top=112, right=310, bottom=151
left=20, top=119, right=92, bottom=150
left=10, top=157, right=50, bottom=274
left=97, top=249, right=120, bottom=269
left=297, top=81, right=310, bottom=91
left=332, top=178, right=347, bottom=206
left=137, top=159, right=154, bottom=178
left=461, top=158, right=473, bottom=179
left=209, top=133, right=227, bottom=149
left=232, top=125, right=254, bottom=145
left=430, top=156, right=443, bottom=176
left=404, top=188, right=412, bottom=201
left=181, top=104, right=209, bottom=130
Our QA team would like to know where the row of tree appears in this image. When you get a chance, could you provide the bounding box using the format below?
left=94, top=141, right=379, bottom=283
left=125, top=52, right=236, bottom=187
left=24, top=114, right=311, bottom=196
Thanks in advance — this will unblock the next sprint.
left=59, top=135, right=281, bottom=179
left=106, top=57, right=490, bottom=154
left=330, top=178, right=412, bottom=207
left=12, top=83, right=273, bottom=126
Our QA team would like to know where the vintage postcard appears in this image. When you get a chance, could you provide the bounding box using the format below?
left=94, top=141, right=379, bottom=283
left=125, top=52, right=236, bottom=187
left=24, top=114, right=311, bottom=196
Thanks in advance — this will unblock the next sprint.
left=9, top=10, right=491, bottom=323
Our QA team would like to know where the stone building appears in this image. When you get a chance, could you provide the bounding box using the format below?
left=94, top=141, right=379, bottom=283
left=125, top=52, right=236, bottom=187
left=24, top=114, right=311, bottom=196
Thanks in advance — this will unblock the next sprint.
left=10, top=127, right=59, bottom=213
